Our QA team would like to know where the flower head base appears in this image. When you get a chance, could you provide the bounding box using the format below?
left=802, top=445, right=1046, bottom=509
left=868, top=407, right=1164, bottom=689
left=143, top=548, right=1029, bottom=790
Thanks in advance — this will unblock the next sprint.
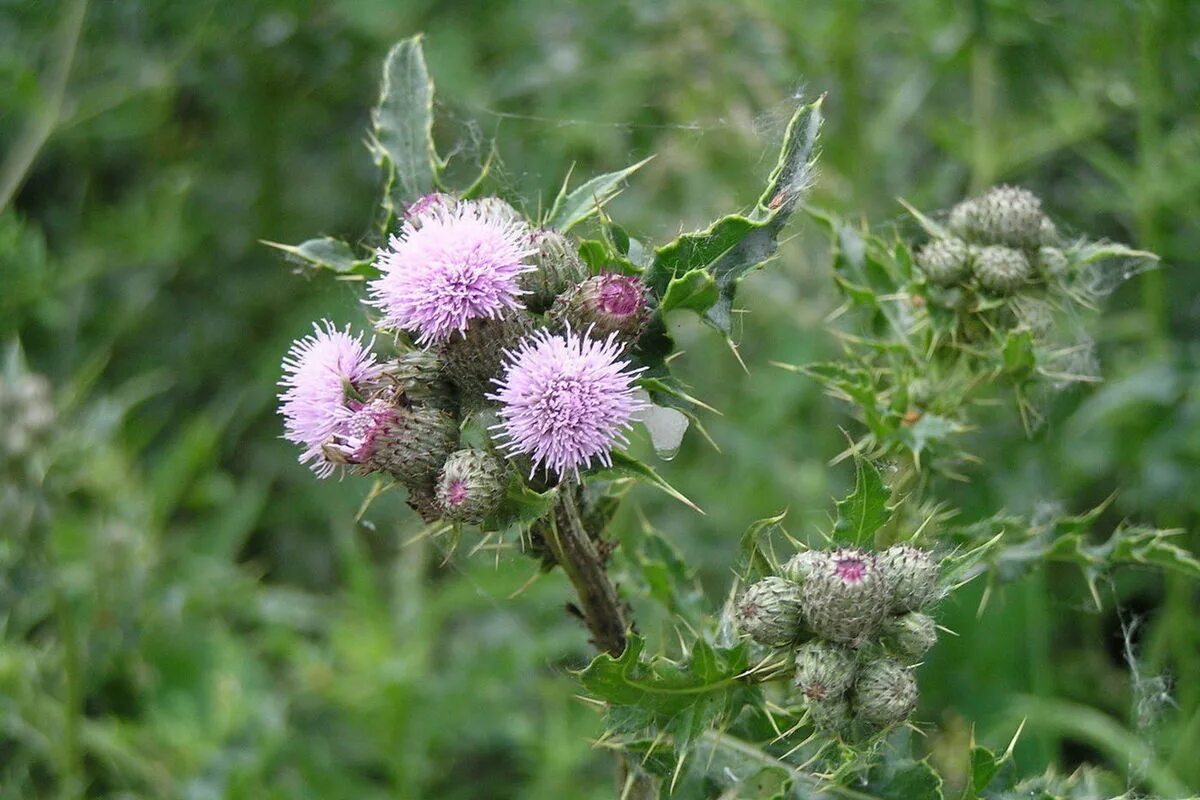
left=489, top=328, right=646, bottom=479
left=852, top=657, right=918, bottom=730
left=436, top=448, right=506, bottom=524
left=278, top=320, right=382, bottom=477
left=736, top=577, right=804, bottom=647
left=323, top=399, right=459, bottom=489
left=368, top=200, right=536, bottom=345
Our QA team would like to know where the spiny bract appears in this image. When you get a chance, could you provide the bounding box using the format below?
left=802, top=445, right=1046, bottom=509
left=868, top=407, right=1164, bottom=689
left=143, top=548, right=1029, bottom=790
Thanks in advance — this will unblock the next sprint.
left=852, top=657, right=918, bottom=729
left=881, top=611, right=938, bottom=659
left=878, top=544, right=940, bottom=613
left=973, top=245, right=1033, bottom=294
left=437, top=448, right=506, bottom=524
left=916, top=236, right=972, bottom=286
left=799, top=549, right=888, bottom=645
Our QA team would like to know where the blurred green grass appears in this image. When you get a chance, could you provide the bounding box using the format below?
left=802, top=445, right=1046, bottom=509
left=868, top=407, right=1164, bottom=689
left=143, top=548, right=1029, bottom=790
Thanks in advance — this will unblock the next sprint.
left=2, top=0, right=1199, bottom=797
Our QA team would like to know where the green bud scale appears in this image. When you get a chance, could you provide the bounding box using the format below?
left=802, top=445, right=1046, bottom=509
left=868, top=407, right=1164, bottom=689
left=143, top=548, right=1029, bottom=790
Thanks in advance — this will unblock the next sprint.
left=882, top=612, right=938, bottom=659
left=436, top=448, right=506, bottom=524
left=799, top=549, right=888, bottom=645
left=805, top=695, right=853, bottom=737
left=852, top=657, right=918, bottom=729
left=520, top=229, right=588, bottom=313
left=973, top=245, right=1033, bottom=294
left=794, top=641, right=856, bottom=702
left=782, top=549, right=825, bottom=584
left=916, top=237, right=971, bottom=286
left=381, top=350, right=455, bottom=413
left=438, top=313, right=534, bottom=411
left=1037, top=246, right=1069, bottom=278
left=549, top=274, right=649, bottom=344
left=326, top=401, right=459, bottom=491
left=878, top=544, right=940, bottom=613
left=736, top=577, right=804, bottom=648
left=949, top=186, right=1047, bottom=249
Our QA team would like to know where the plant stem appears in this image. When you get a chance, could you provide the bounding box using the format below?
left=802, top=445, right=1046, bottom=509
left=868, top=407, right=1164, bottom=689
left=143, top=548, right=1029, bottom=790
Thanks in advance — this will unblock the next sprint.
left=545, top=487, right=628, bottom=657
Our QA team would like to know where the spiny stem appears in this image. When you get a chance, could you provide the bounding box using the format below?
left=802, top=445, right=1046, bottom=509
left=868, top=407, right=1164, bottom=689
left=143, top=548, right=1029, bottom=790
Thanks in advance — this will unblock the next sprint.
left=546, top=486, right=628, bottom=657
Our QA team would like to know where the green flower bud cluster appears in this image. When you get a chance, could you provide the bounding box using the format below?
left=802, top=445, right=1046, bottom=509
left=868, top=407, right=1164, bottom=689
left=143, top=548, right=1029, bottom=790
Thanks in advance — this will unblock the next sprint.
left=735, top=544, right=942, bottom=736
left=918, top=186, right=1069, bottom=296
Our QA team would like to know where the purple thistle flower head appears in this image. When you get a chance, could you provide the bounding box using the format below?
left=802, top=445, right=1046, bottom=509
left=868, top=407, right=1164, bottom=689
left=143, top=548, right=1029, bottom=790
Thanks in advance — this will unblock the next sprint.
left=278, top=320, right=382, bottom=477
left=367, top=200, right=536, bottom=345
left=489, top=328, right=647, bottom=479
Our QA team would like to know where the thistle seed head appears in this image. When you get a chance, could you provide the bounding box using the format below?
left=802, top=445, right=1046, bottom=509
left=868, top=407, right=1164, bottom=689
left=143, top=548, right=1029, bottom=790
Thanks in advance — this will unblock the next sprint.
left=736, top=577, right=804, bottom=648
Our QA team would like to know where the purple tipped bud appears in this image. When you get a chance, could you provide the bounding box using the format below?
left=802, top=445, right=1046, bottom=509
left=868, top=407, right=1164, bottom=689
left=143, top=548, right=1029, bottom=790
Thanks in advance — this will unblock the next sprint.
left=882, top=612, right=938, bottom=659
left=736, top=577, right=804, bottom=648
left=323, top=399, right=458, bottom=490
left=794, top=641, right=856, bottom=703
left=852, top=658, right=918, bottom=729
left=550, top=274, right=649, bottom=344
left=520, top=230, right=588, bottom=313
left=799, top=549, right=888, bottom=646
left=878, top=545, right=940, bottom=613
left=436, top=449, right=506, bottom=524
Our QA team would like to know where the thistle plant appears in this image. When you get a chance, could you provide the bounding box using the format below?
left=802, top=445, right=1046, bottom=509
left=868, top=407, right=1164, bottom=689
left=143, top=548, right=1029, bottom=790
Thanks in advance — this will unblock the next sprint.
left=268, top=35, right=1199, bottom=800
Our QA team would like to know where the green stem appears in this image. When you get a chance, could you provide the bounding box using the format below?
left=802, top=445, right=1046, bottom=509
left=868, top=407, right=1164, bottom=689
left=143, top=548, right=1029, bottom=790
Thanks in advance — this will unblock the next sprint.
left=968, top=0, right=997, bottom=192
left=55, top=590, right=83, bottom=800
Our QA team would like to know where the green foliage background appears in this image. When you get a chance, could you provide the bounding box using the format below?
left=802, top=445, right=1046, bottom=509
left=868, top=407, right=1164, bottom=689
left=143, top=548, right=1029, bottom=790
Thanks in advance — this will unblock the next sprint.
left=2, top=1, right=1199, bottom=797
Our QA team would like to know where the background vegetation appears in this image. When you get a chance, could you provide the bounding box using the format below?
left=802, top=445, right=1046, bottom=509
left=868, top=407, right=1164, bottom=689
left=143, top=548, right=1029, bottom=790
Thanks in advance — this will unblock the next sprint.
left=2, top=1, right=1198, bottom=797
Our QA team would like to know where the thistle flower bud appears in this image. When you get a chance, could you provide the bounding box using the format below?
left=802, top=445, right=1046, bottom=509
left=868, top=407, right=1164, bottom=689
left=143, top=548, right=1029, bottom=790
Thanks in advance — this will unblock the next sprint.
left=973, top=245, right=1033, bottom=294
left=436, top=448, right=506, bottom=524
left=403, top=192, right=458, bottom=226
left=881, top=612, right=938, bottom=659
left=381, top=350, right=455, bottom=412
left=438, top=313, right=534, bottom=410
left=799, top=549, right=888, bottom=645
left=736, top=577, right=804, bottom=648
left=805, top=695, right=853, bottom=737
left=1037, top=246, right=1069, bottom=278
left=794, top=641, right=856, bottom=702
left=549, top=274, right=649, bottom=344
left=916, top=237, right=971, bottom=286
left=324, top=399, right=459, bottom=490
left=950, top=186, right=1047, bottom=249
left=852, top=658, right=918, bottom=729
left=878, top=545, right=939, bottom=613
left=0, top=369, right=54, bottom=463
left=782, top=549, right=826, bottom=584
left=520, top=229, right=588, bottom=313
left=473, top=196, right=527, bottom=227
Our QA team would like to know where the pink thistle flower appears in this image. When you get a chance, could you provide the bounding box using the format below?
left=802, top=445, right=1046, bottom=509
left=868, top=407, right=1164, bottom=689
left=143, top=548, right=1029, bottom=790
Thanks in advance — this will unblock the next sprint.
left=489, top=328, right=647, bottom=479
left=278, top=320, right=382, bottom=477
left=367, top=200, right=536, bottom=345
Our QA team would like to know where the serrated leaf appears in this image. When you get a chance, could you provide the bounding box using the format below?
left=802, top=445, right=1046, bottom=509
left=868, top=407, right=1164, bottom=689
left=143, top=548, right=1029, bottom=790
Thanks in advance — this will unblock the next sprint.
left=544, top=156, right=654, bottom=232
left=263, top=237, right=373, bottom=276
left=644, top=97, right=823, bottom=332
left=865, top=756, right=944, bottom=800
left=592, top=451, right=702, bottom=514
left=370, top=36, right=439, bottom=214
left=659, top=268, right=720, bottom=315
left=833, top=456, right=889, bottom=547
left=626, top=523, right=704, bottom=622
left=578, top=634, right=755, bottom=748
left=739, top=511, right=788, bottom=579
left=482, top=473, right=555, bottom=531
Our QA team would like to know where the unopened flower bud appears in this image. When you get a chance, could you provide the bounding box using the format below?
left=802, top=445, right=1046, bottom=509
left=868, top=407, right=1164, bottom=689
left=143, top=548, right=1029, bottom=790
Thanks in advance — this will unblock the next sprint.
left=852, top=657, right=918, bottom=729
left=805, top=695, right=853, bottom=737
left=0, top=369, right=54, bottom=463
left=737, top=577, right=804, bottom=648
left=782, top=549, right=826, bottom=584
left=324, top=399, right=459, bottom=490
left=436, top=448, right=506, bottom=524
left=473, top=196, right=527, bottom=227
left=520, top=230, right=588, bottom=313
left=973, top=245, right=1032, bottom=294
left=550, top=274, right=649, bottom=344
left=878, top=545, right=940, bottom=613
left=403, top=192, right=458, bottom=226
left=882, top=612, right=938, bottom=659
left=1037, top=246, right=1069, bottom=278
left=916, top=237, right=971, bottom=286
left=950, top=186, right=1047, bottom=248
left=794, top=641, right=856, bottom=703
left=381, top=350, right=455, bottom=413
left=799, top=549, right=888, bottom=645
left=438, top=313, right=534, bottom=411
